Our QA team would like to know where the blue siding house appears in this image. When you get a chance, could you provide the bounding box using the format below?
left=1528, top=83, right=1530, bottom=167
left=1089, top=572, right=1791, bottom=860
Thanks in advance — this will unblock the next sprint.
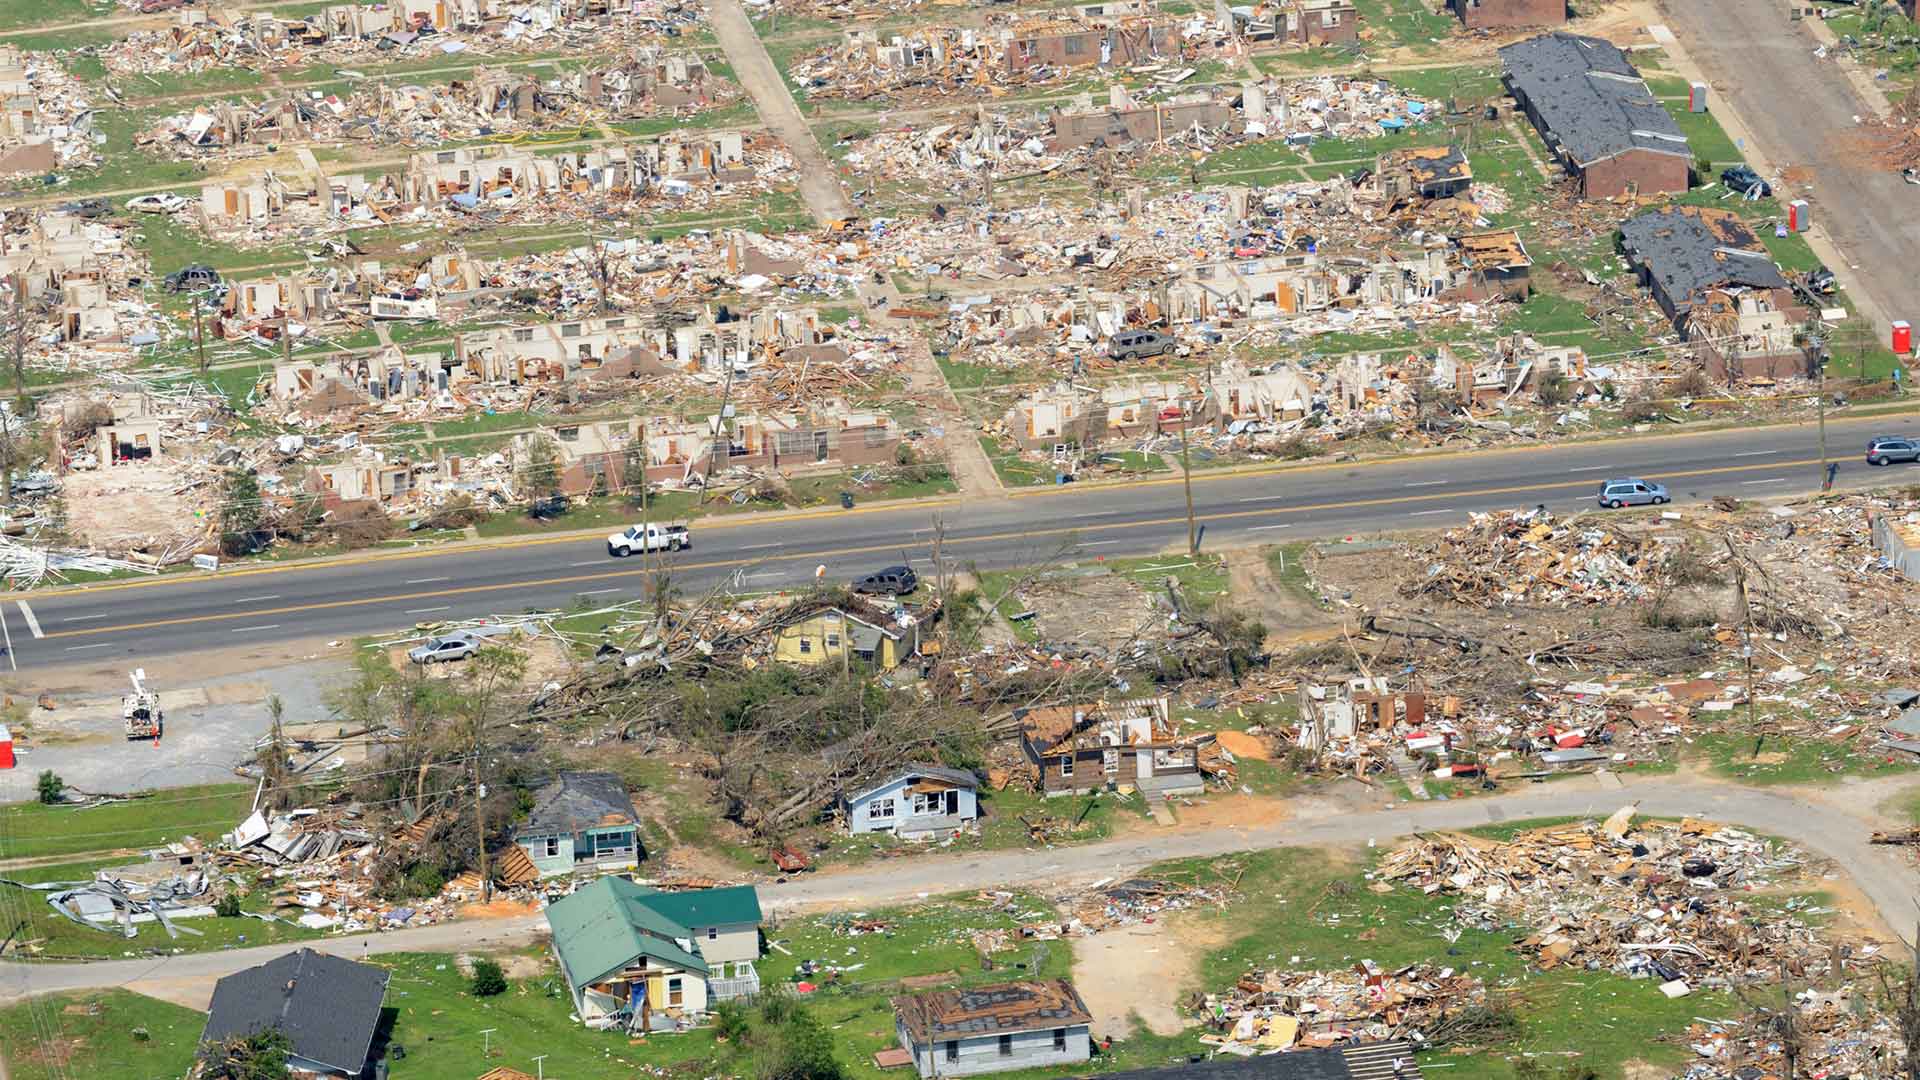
left=842, top=765, right=979, bottom=840
left=513, top=771, right=643, bottom=878
left=893, top=979, right=1093, bottom=1078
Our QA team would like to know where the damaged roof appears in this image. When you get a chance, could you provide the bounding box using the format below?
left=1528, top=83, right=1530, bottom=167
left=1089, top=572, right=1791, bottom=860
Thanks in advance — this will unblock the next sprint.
left=843, top=763, right=979, bottom=805
left=892, top=979, right=1092, bottom=1042
left=521, top=770, right=638, bottom=835
left=1018, top=696, right=1172, bottom=755
left=1619, top=206, right=1788, bottom=307
left=200, top=948, right=389, bottom=1077
left=1457, top=229, right=1532, bottom=270
left=1499, top=32, right=1690, bottom=166
left=1382, top=144, right=1471, bottom=187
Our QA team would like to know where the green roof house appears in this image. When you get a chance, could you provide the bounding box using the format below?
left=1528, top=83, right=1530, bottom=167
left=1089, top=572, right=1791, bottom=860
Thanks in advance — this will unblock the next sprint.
left=545, top=878, right=763, bottom=1032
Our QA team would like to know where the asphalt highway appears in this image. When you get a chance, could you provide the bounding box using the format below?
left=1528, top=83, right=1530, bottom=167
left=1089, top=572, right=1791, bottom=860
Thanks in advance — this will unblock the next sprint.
left=4, top=413, right=1914, bottom=669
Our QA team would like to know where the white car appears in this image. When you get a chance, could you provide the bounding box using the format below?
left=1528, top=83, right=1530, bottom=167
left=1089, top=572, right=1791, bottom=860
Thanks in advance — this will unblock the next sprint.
left=126, top=193, right=187, bottom=213
left=606, top=521, right=691, bottom=557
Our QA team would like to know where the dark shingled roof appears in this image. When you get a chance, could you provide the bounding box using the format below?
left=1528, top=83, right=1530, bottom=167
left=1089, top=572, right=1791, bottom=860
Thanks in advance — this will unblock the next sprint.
left=1499, top=32, right=1690, bottom=166
left=200, top=948, right=389, bottom=1076
left=1093, top=1041, right=1422, bottom=1080
left=1619, top=206, right=1788, bottom=310
left=521, top=770, right=638, bottom=835
left=893, top=980, right=1092, bottom=1042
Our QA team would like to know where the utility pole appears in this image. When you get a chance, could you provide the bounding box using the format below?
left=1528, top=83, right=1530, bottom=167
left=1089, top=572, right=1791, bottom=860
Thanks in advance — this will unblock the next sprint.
left=194, top=301, right=208, bottom=374
left=472, top=719, right=490, bottom=903
left=1179, top=403, right=1197, bottom=556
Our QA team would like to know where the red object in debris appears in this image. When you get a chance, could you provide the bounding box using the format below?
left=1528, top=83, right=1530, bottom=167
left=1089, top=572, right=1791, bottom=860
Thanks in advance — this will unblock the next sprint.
left=770, top=846, right=812, bottom=873
left=1448, top=763, right=1483, bottom=777
left=796, top=982, right=817, bottom=994
left=0, top=724, right=13, bottom=769
left=1555, top=732, right=1586, bottom=749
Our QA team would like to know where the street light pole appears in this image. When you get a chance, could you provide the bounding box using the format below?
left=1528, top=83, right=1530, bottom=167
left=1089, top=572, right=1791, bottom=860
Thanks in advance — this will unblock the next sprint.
left=1179, top=405, right=1196, bottom=556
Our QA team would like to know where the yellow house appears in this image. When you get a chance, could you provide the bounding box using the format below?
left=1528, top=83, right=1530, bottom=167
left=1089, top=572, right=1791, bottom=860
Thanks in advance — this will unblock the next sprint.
left=774, top=608, right=918, bottom=670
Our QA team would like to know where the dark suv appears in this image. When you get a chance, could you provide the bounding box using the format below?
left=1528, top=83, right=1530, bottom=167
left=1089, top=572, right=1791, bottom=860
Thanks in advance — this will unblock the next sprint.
left=851, top=566, right=918, bottom=595
left=1866, top=435, right=1920, bottom=466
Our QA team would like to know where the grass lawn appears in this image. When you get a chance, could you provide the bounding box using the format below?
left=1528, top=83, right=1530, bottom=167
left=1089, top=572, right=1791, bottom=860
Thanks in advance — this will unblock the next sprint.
left=1388, top=64, right=1503, bottom=105
left=1663, top=103, right=1746, bottom=169
left=786, top=466, right=958, bottom=507
left=379, top=951, right=722, bottom=1080
left=1690, top=730, right=1919, bottom=785
left=1098, top=553, right=1229, bottom=607
left=1352, top=0, right=1457, bottom=51
left=763, top=891, right=1067, bottom=991
left=0, top=989, right=205, bottom=1080
left=0, top=783, right=254, bottom=860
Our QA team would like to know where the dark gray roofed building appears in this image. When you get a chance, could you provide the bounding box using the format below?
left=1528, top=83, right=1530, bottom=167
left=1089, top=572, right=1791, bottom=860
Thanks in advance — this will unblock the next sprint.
left=1618, top=205, right=1788, bottom=321
left=512, top=770, right=643, bottom=878
left=199, top=948, right=389, bottom=1079
left=1499, top=32, right=1691, bottom=198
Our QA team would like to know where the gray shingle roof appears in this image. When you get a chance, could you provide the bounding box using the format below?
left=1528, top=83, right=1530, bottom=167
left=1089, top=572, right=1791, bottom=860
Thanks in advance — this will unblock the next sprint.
left=200, top=948, right=389, bottom=1076
left=1499, top=32, right=1690, bottom=166
left=1619, top=206, right=1788, bottom=308
left=521, top=770, right=637, bottom=835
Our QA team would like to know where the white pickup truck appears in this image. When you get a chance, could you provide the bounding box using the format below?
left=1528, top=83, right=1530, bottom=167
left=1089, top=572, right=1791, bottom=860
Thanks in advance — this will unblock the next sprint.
left=606, top=521, right=691, bottom=557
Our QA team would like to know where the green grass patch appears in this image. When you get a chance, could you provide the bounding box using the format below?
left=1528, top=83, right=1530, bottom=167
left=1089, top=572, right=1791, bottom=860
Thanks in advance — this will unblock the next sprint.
left=1664, top=103, right=1746, bottom=168
left=1352, top=0, right=1457, bottom=51
left=1692, top=731, right=1919, bottom=785
left=1100, top=552, right=1229, bottom=606
left=0, top=989, right=205, bottom=1080
left=0, top=782, right=254, bottom=860
left=763, top=891, right=1067, bottom=991
left=1388, top=63, right=1503, bottom=105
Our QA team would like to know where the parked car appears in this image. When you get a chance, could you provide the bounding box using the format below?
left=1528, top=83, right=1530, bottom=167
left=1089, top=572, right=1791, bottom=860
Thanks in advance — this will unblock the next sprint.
left=1107, top=330, right=1176, bottom=361
left=1597, top=477, right=1669, bottom=508
left=1720, top=165, right=1771, bottom=198
left=408, top=631, right=483, bottom=664
left=126, top=193, right=187, bottom=214
left=1866, top=435, right=1920, bottom=465
left=851, top=565, right=918, bottom=595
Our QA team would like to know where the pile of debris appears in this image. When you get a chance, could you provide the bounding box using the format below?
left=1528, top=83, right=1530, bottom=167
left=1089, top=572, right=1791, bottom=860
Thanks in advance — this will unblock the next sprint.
left=143, top=51, right=738, bottom=159
left=1045, top=874, right=1238, bottom=935
left=0, top=48, right=99, bottom=176
left=105, top=2, right=709, bottom=79
left=1377, top=810, right=1842, bottom=992
left=1402, top=507, right=1675, bottom=608
left=1679, top=982, right=1908, bottom=1080
left=1195, top=962, right=1488, bottom=1051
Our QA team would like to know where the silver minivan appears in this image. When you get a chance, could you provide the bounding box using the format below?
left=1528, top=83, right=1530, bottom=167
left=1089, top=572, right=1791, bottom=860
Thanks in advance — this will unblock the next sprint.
left=1597, top=477, right=1669, bottom=508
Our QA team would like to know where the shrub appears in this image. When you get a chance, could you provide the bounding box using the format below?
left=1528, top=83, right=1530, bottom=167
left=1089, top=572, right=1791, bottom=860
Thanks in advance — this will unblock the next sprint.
left=35, top=770, right=62, bottom=804
left=214, top=891, right=243, bottom=918
left=470, top=957, right=507, bottom=997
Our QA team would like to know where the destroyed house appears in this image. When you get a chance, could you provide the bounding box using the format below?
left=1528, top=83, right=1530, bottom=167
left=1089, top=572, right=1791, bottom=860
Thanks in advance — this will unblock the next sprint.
left=72, top=392, right=163, bottom=466
left=1298, top=677, right=1428, bottom=751
left=1002, top=18, right=1178, bottom=73
left=1618, top=207, right=1791, bottom=325
left=1005, top=377, right=1182, bottom=452
left=1016, top=696, right=1202, bottom=797
left=1686, top=286, right=1810, bottom=383
left=517, top=419, right=643, bottom=495
left=1431, top=338, right=1585, bottom=404
left=892, top=979, right=1093, bottom=1077
left=1374, top=145, right=1472, bottom=202
left=512, top=770, right=643, bottom=878
left=1051, top=91, right=1233, bottom=149
left=1500, top=33, right=1690, bottom=198
left=1276, top=0, right=1359, bottom=45
left=308, top=454, right=411, bottom=506
left=405, top=145, right=555, bottom=204
left=843, top=764, right=979, bottom=839
left=1102, top=1040, right=1422, bottom=1080
left=1455, top=0, right=1565, bottom=29
left=1451, top=229, right=1532, bottom=300
left=456, top=315, right=654, bottom=384
left=546, top=878, right=763, bottom=1030
left=200, top=949, right=389, bottom=1080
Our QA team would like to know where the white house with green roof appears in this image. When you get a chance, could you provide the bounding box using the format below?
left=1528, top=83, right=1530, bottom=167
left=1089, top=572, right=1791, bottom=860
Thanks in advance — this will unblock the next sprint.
left=544, top=877, right=763, bottom=1031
